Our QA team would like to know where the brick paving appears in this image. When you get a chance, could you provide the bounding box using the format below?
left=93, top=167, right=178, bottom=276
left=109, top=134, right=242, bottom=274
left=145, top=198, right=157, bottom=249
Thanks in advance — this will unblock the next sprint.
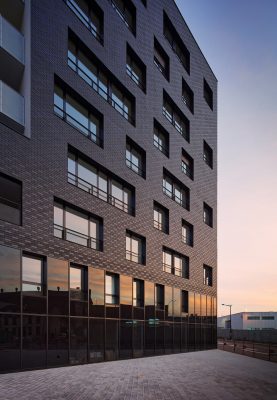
left=0, top=350, right=277, bottom=400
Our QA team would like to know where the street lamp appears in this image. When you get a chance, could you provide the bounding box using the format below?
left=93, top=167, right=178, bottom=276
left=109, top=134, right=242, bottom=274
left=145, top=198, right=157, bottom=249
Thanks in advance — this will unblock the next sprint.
left=222, top=303, right=232, bottom=339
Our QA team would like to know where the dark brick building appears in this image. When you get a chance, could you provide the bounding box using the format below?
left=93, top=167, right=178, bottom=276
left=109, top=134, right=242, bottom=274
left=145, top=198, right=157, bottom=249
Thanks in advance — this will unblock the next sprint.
left=0, top=0, right=217, bottom=372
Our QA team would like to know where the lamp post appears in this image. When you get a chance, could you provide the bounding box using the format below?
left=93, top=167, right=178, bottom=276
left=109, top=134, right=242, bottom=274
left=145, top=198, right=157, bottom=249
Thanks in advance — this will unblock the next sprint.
left=222, top=303, right=232, bottom=339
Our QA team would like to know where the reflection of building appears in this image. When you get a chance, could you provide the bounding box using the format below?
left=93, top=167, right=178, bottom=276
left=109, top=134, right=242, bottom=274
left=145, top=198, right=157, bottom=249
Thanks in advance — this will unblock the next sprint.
left=0, top=0, right=217, bottom=372
left=218, top=312, right=277, bottom=330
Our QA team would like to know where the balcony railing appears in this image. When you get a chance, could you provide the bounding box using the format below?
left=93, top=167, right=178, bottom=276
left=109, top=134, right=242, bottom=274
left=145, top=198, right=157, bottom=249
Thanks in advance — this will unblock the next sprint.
left=126, top=158, right=145, bottom=178
left=0, top=81, right=24, bottom=126
left=0, top=15, right=24, bottom=63
left=153, top=136, right=169, bottom=157
left=162, top=184, right=189, bottom=210
left=126, top=249, right=145, bottom=265
left=126, top=64, right=145, bottom=92
left=154, top=57, right=167, bottom=79
left=111, top=0, right=135, bottom=35
left=54, top=224, right=103, bottom=251
left=181, top=162, right=193, bottom=180
left=163, top=263, right=186, bottom=278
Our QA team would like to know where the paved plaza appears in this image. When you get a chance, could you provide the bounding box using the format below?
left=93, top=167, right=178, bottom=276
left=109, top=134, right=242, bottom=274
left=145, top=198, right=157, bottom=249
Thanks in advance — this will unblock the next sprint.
left=0, top=350, right=277, bottom=400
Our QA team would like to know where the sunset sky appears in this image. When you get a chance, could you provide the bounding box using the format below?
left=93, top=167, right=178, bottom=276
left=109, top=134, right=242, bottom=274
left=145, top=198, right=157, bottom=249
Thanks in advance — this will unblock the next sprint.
left=175, top=0, right=277, bottom=316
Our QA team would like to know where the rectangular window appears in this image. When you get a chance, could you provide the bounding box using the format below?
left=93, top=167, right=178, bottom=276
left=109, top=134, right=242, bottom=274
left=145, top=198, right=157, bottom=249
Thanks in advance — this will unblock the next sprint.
left=66, top=0, right=104, bottom=44
left=54, top=199, right=103, bottom=251
left=0, top=173, right=22, bottom=225
left=111, top=0, right=136, bottom=35
left=133, top=279, right=144, bottom=307
left=126, top=136, right=146, bottom=178
left=182, top=220, right=193, bottom=247
left=262, top=316, right=274, bottom=320
left=162, top=247, right=189, bottom=279
left=68, top=33, right=135, bottom=125
left=247, top=316, right=260, bottom=320
left=204, top=78, right=213, bottom=110
left=155, top=284, right=164, bottom=310
left=153, top=201, right=169, bottom=234
left=181, top=149, right=194, bottom=180
left=163, top=168, right=190, bottom=210
left=163, top=11, right=190, bottom=74
left=126, top=44, right=146, bottom=92
left=182, top=78, right=194, bottom=113
left=181, top=290, right=188, bottom=313
left=203, top=202, right=213, bottom=227
left=22, top=255, right=44, bottom=295
left=153, top=119, right=169, bottom=157
left=203, top=140, right=213, bottom=169
left=154, top=37, right=169, bottom=80
left=54, top=80, right=103, bottom=147
left=203, top=265, right=213, bottom=286
left=68, top=147, right=135, bottom=215
left=163, top=91, right=190, bottom=142
left=70, top=264, right=87, bottom=301
left=126, top=230, right=146, bottom=265
left=105, top=273, right=119, bottom=305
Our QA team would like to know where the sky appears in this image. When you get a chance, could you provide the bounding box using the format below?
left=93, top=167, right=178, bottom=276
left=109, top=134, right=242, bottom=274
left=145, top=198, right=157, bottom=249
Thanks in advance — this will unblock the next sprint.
left=175, top=0, right=277, bottom=316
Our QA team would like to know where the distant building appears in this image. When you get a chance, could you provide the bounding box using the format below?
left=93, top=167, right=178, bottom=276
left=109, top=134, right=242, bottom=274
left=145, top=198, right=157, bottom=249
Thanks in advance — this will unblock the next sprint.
left=218, top=312, right=277, bottom=330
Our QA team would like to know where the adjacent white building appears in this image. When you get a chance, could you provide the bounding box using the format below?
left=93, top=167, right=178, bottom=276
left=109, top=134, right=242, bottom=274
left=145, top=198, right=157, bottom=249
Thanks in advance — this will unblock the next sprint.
left=218, top=312, right=277, bottom=330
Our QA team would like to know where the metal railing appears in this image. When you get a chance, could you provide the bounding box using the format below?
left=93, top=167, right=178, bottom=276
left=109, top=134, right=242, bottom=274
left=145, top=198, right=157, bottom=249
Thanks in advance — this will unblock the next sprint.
left=154, top=57, right=167, bottom=79
left=218, top=339, right=277, bottom=363
left=153, top=137, right=169, bottom=157
left=126, top=65, right=145, bottom=91
left=181, top=162, right=193, bottom=179
left=111, top=0, right=135, bottom=35
left=162, top=106, right=189, bottom=142
left=126, top=249, right=145, bottom=265
left=162, top=184, right=189, bottom=210
left=163, top=263, right=184, bottom=278
left=182, top=233, right=193, bottom=247
left=0, top=81, right=24, bottom=126
left=126, top=158, right=145, bottom=178
left=54, top=224, right=102, bottom=251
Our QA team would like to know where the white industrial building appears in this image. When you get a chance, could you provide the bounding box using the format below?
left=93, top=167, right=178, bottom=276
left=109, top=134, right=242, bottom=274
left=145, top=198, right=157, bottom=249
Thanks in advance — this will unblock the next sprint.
left=218, top=312, right=277, bottom=330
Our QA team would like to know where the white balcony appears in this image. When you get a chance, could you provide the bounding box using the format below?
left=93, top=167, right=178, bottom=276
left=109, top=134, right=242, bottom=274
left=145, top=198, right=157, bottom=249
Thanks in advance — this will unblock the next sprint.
left=0, top=14, right=24, bottom=64
left=0, top=80, right=24, bottom=126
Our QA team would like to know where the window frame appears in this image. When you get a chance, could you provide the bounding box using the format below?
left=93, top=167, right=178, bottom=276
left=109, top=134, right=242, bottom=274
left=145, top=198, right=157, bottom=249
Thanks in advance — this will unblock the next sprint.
left=153, top=201, right=169, bottom=234
left=162, top=247, right=189, bottom=279
left=0, top=172, right=22, bottom=226
left=203, top=264, right=213, bottom=286
left=126, top=230, right=146, bottom=265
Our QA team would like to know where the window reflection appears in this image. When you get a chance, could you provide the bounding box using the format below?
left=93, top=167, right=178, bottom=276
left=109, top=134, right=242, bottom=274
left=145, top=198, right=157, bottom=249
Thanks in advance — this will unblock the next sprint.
left=105, top=273, right=119, bottom=305
left=0, top=244, right=21, bottom=313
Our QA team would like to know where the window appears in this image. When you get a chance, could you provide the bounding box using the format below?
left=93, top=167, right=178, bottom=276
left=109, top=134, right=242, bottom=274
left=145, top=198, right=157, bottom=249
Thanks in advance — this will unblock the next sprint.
left=141, top=0, right=146, bottom=6
left=247, top=316, right=260, bottom=321
left=153, top=201, right=169, bottom=234
left=153, top=119, right=169, bottom=157
left=182, top=220, right=193, bottom=246
left=154, top=37, right=169, bottom=80
left=68, top=34, right=135, bottom=125
left=203, top=141, right=213, bottom=169
left=262, top=316, right=274, bottom=320
left=111, top=0, right=136, bottom=35
left=70, top=264, right=87, bottom=301
left=163, top=169, right=190, bottom=210
left=126, top=230, right=146, bottom=265
left=203, top=265, right=213, bottom=286
left=163, top=91, right=190, bottom=142
left=126, top=44, right=146, bottom=92
left=203, top=202, right=213, bottom=227
left=126, top=137, right=146, bottom=178
left=105, top=273, right=119, bottom=305
left=66, top=0, right=103, bottom=44
left=162, top=247, right=189, bottom=279
left=0, top=173, right=22, bottom=225
left=181, top=149, right=194, bottom=180
left=22, top=255, right=44, bottom=294
left=68, top=148, right=135, bottom=215
left=133, top=279, right=144, bottom=307
left=163, top=11, right=190, bottom=74
left=181, top=290, right=188, bottom=313
left=54, top=80, right=103, bottom=147
left=182, top=79, right=194, bottom=114
left=155, top=284, right=164, bottom=310
left=204, top=78, right=213, bottom=110
left=54, top=200, right=103, bottom=251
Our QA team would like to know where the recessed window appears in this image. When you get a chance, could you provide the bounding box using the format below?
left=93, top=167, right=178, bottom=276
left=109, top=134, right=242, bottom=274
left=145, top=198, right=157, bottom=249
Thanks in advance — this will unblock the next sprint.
left=105, top=273, right=119, bottom=305
left=163, top=168, right=190, bottom=210
left=182, top=220, right=193, bottom=247
left=111, top=0, right=136, bottom=35
left=162, top=247, right=189, bottom=279
left=0, top=173, right=22, bottom=225
left=203, top=265, right=213, bottom=286
left=153, top=201, right=169, bottom=234
left=155, top=284, right=164, bottom=310
left=153, top=119, right=169, bottom=157
left=141, top=0, right=146, bottom=6
left=182, top=78, right=194, bottom=114
left=262, top=316, right=274, bottom=320
left=181, top=290, right=188, bottom=313
left=181, top=149, right=194, bottom=180
left=203, top=141, right=213, bottom=169
left=203, top=202, right=213, bottom=227
left=126, top=44, right=146, bottom=92
left=22, top=255, right=44, bottom=294
left=163, top=11, right=190, bottom=74
left=163, top=90, right=190, bottom=142
left=204, top=78, right=213, bottom=110
left=66, top=0, right=104, bottom=44
left=54, top=200, right=103, bottom=250
left=247, top=316, right=260, bottom=320
left=126, top=137, right=146, bottom=178
left=133, top=279, right=144, bottom=307
left=154, top=37, right=169, bottom=80
left=126, top=230, right=146, bottom=265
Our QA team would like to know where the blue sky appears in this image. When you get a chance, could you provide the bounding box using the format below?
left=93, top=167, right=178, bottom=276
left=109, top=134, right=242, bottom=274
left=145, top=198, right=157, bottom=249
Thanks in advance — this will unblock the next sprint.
left=175, top=0, right=277, bottom=315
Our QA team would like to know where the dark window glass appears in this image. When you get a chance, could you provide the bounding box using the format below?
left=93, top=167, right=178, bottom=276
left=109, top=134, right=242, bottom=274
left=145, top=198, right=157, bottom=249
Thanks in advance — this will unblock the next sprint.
left=181, top=322, right=188, bottom=351
left=153, top=201, right=169, bottom=234
left=105, top=273, right=119, bottom=305
left=126, top=230, right=146, bottom=265
left=133, top=320, right=144, bottom=358
left=89, top=318, right=104, bottom=362
left=262, top=316, right=274, bottom=320
left=0, top=173, right=22, bottom=225
left=174, top=323, right=181, bottom=351
left=119, top=320, right=133, bottom=359
left=22, top=315, right=46, bottom=369
left=111, top=0, right=136, bottom=35
left=182, top=220, right=193, bottom=247
left=181, top=290, right=189, bottom=314
left=105, top=319, right=119, bottom=361
left=48, top=257, right=69, bottom=315
left=203, top=265, right=213, bottom=286
left=120, top=275, right=132, bottom=319
left=204, top=78, right=213, bottom=110
left=164, top=286, right=173, bottom=321
left=203, top=140, right=213, bottom=168
left=89, top=267, right=104, bottom=317
left=155, top=284, right=164, bottom=310
left=189, top=292, right=195, bottom=322
left=133, top=278, right=144, bottom=308
left=70, top=318, right=88, bottom=364
left=164, top=322, right=173, bottom=354
left=0, top=314, right=20, bottom=372
left=162, top=247, right=189, bottom=279
left=182, top=79, right=194, bottom=113
left=195, top=323, right=201, bottom=350
left=70, top=264, right=88, bottom=316
left=145, top=319, right=155, bottom=356
left=188, top=323, right=195, bottom=350
left=163, top=91, right=190, bottom=142
left=154, top=37, right=169, bottom=80
left=0, top=244, right=21, bottom=313
left=163, top=169, right=190, bottom=210
left=181, top=149, right=194, bottom=180
left=155, top=320, right=164, bottom=354
left=48, top=317, right=69, bottom=366
left=153, top=119, right=169, bottom=157
left=203, top=202, right=213, bottom=227
left=126, top=137, right=146, bottom=178
left=126, top=44, right=146, bottom=92
left=22, top=255, right=46, bottom=314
